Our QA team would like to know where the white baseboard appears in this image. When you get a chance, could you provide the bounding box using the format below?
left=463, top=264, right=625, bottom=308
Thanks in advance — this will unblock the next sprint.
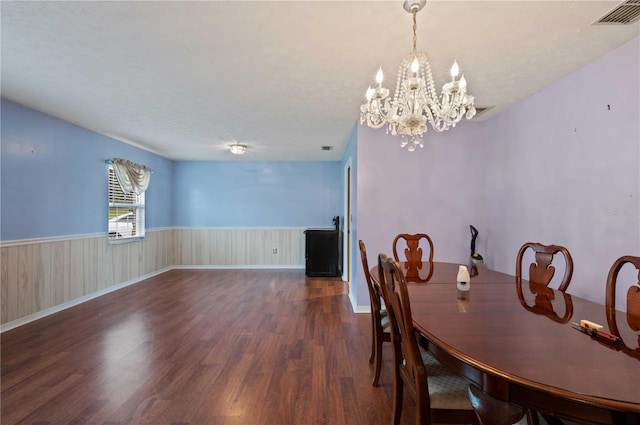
left=349, top=292, right=371, bottom=314
left=174, top=265, right=304, bottom=270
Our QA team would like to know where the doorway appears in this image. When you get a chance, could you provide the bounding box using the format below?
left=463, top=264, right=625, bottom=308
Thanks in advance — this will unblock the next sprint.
left=343, top=159, right=352, bottom=286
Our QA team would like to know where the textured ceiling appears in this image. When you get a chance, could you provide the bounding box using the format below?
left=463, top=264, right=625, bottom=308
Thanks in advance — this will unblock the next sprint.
left=1, top=1, right=638, bottom=161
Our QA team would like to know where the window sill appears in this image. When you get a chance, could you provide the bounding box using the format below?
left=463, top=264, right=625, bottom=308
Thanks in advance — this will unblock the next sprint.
left=108, top=235, right=146, bottom=245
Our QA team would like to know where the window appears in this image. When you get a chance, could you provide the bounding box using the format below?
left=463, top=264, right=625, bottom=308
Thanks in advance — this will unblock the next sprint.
left=108, top=166, right=145, bottom=241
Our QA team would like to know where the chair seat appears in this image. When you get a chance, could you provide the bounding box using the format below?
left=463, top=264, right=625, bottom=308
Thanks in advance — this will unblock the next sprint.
left=421, top=350, right=474, bottom=411
left=381, top=310, right=391, bottom=331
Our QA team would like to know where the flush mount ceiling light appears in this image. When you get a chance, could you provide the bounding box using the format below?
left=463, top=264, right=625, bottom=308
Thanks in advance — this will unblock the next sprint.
left=360, top=0, right=477, bottom=152
left=229, top=143, right=247, bottom=155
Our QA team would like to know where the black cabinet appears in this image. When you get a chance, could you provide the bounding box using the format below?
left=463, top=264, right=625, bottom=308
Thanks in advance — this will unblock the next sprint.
left=305, top=229, right=343, bottom=277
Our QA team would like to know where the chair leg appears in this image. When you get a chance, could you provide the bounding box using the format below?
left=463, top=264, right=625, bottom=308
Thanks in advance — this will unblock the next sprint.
left=414, top=380, right=429, bottom=425
left=369, top=315, right=376, bottom=364
left=372, top=325, right=383, bottom=386
left=526, top=410, right=540, bottom=425
left=391, top=370, right=403, bottom=425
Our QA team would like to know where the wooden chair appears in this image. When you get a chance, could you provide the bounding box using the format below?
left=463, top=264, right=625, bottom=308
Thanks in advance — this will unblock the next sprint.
left=392, top=233, right=434, bottom=282
left=358, top=240, right=391, bottom=386
left=468, top=384, right=525, bottom=425
left=606, top=255, right=640, bottom=360
left=516, top=242, right=574, bottom=425
left=516, top=242, right=573, bottom=292
left=377, top=253, right=479, bottom=425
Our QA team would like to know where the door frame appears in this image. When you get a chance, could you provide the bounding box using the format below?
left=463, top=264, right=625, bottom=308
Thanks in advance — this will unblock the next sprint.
left=343, top=158, right=352, bottom=285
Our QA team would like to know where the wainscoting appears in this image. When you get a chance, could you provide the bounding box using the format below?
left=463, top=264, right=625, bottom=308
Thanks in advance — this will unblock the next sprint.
left=175, top=227, right=305, bottom=267
left=0, top=229, right=177, bottom=327
left=0, top=227, right=308, bottom=328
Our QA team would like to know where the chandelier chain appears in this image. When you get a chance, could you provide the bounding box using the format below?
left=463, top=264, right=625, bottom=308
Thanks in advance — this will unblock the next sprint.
left=412, top=10, right=417, bottom=52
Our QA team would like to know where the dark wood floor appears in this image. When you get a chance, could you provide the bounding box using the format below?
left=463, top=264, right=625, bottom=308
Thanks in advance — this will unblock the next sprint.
left=1, top=269, right=418, bottom=425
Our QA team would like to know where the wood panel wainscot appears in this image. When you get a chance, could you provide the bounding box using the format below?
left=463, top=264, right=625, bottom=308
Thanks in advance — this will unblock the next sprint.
left=1, top=228, right=308, bottom=328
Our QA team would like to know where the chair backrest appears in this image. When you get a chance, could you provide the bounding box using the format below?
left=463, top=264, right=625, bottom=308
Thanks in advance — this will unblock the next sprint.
left=359, top=240, right=382, bottom=313
left=605, top=255, right=640, bottom=358
left=392, top=233, right=434, bottom=282
left=378, top=253, right=425, bottom=393
left=515, top=242, right=573, bottom=292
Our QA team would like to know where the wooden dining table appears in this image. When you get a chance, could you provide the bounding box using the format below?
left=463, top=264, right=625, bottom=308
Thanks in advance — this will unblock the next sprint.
left=370, top=261, right=640, bottom=424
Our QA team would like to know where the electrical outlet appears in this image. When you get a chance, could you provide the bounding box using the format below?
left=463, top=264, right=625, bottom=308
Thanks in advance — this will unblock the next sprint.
left=272, top=247, right=277, bottom=254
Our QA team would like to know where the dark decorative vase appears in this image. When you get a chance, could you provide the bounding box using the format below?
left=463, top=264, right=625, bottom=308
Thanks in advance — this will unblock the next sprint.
left=469, top=225, right=484, bottom=277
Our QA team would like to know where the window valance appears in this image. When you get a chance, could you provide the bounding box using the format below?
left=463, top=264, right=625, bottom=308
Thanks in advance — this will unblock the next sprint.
left=110, top=158, right=151, bottom=195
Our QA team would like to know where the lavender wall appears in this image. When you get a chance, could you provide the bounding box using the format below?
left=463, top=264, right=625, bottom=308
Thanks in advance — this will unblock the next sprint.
left=355, top=122, right=486, bottom=307
left=1, top=99, right=174, bottom=241
left=483, top=36, right=640, bottom=306
left=172, top=160, right=341, bottom=228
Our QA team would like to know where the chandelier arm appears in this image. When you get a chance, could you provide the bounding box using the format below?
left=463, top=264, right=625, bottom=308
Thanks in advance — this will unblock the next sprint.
left=417, top=95, right=450, bottom=132
left=360, top=98, right=397, bottom=129
left=432, top=92, right=464, bottom=121
left=426, top=113, right=450, bottom=132
left=410, top=92, right=450, bottom=133
left=418, top=103, right=448, bottom=133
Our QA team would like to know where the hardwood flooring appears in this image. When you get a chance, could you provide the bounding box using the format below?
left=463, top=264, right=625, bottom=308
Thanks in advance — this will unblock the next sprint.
left=1, top=269, right=418, bottom=425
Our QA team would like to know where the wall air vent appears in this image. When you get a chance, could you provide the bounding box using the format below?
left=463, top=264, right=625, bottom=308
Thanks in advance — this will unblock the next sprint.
left=594, top=0, right=640, bottom=24
left=470, top=107, right=492, bottom=119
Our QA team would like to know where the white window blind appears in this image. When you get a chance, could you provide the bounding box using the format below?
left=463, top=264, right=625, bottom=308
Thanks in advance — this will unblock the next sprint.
left=108, top=166, right=145, bottom=241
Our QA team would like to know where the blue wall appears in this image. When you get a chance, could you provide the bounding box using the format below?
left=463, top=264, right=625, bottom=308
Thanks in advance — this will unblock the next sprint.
left=1, top=99, right=343, bottom=240
left=173, top=160, right=341, bottom=228
left=1, top=99, right=174, bottom=240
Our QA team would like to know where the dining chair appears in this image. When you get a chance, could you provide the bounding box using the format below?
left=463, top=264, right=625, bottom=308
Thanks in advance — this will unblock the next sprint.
left=468, top=384, right=525, bottom=425
left=516, top=242, right=574, bottom=292
left=392, top=233, right=434, bottom=282
left=377, top=253, right=479, bottom=425
left=516, top=242, right=575, bottom=425
left=605, top=255, right=640, bottom=359
left=358, top=240, right=391, bottom=386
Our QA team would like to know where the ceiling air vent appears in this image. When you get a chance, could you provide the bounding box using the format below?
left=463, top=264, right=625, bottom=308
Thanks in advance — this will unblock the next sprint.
left=595, top=0, right=640, bottom=25
left=321, top=146, right=333, bottom=151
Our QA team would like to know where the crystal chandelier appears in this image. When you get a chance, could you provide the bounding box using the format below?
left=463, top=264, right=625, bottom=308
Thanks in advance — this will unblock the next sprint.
left=360, top=0, right=476, bottom=152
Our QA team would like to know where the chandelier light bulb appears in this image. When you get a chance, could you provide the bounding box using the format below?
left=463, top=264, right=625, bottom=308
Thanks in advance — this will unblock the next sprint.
left=460, top=75, right=467, bottom=90
left=411, top=57, right=420, bottom=74
left=366, top=86, right=373, bottom=101
left=451, top=60, right=459, bottom=80
left=376, top=68, right=384, bottom=86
